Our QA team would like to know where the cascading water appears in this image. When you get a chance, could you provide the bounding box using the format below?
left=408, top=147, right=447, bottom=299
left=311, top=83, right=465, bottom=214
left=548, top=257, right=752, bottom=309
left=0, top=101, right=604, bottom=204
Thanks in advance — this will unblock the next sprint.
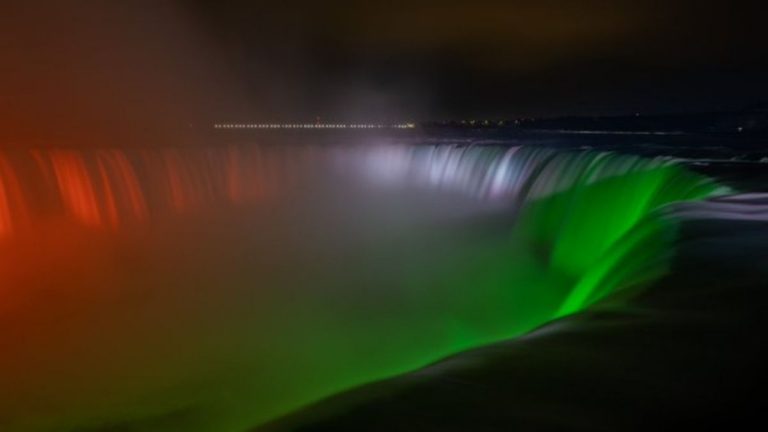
left=350, top=145, right=725, bottom=315
left=0, top=144, right=724, bottom=431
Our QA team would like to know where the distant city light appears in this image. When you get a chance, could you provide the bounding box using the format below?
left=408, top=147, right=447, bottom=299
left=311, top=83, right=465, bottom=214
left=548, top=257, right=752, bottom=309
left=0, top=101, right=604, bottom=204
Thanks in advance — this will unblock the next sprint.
left=213, top=123, right=416, bottom=130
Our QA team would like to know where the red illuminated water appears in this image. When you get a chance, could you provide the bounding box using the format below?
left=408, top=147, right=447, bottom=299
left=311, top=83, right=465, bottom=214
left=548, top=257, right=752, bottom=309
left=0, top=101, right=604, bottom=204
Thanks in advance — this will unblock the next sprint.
left=0, top=146, right=316, bottom=237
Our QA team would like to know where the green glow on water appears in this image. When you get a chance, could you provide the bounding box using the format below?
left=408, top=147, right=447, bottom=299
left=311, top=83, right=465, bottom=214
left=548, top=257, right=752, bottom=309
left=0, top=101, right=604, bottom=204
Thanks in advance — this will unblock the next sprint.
left=0, top=147, right=727, bottom=431
left=507, top=152, right=722, bottom=317
left=242, top=150, right=724, bottom=430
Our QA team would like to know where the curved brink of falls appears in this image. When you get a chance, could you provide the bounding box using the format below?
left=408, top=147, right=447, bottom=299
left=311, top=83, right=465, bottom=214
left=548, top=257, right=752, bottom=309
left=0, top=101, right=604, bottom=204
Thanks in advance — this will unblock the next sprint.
left=0, top=145, right=724, bottom=431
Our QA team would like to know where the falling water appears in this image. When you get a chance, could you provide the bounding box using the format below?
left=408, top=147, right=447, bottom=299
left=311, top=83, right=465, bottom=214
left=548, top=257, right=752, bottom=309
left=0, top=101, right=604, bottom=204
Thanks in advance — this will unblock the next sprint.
left=0, top=144, right=724, bottom=431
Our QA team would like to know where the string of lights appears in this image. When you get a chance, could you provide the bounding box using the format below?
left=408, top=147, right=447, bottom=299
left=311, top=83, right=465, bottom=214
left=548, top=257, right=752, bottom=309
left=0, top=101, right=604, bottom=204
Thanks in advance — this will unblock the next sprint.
left=213, top=123, right=416, bottom=129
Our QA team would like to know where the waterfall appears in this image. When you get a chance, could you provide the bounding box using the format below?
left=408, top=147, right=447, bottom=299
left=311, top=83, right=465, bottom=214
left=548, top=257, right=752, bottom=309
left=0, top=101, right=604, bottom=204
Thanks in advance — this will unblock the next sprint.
left=0, top=144, right=725, bottom=431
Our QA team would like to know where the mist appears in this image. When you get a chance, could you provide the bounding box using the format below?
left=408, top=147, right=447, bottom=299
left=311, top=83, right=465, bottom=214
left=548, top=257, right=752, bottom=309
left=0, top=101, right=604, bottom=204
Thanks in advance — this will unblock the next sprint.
left=0, top=145, right=535, bottom=431
left=0, top=1, right=256, bottom=147
left=0, top=2, right=744, bottom=431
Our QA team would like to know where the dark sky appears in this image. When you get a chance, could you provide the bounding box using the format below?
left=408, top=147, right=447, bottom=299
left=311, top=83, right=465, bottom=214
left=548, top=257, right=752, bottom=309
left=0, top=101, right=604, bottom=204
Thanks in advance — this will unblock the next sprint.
left=188, top=0, right=768, bottom=119
left=2, top=0, right=767, bottom=144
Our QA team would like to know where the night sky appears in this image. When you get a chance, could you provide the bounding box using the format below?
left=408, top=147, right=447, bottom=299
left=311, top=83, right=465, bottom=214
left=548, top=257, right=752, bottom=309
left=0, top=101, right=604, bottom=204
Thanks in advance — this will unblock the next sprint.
left=2, top=0, right=767, bottom=144
left=190, top=0, right=768, bottom=119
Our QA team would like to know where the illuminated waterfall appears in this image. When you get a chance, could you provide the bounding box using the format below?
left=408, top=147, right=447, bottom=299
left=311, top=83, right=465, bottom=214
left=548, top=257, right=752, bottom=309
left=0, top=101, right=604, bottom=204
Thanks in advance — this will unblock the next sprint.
left=0, top=144, right=725, bottom=431
left=351, top=144, right=725, bottom=314
left=0, top=146, right=317, bottom=235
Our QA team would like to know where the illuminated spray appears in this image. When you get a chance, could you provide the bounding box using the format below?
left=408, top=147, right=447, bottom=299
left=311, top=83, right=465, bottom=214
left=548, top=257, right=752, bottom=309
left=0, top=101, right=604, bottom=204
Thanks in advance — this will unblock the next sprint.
left=0, top=144, right=723, bottom=431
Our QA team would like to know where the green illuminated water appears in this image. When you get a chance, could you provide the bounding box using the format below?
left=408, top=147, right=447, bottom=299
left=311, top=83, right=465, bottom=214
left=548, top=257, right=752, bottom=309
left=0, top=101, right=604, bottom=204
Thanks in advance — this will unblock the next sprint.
left=0, top=146, right=725, bottom=431
left=229, top=147, right=723, bottom=431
